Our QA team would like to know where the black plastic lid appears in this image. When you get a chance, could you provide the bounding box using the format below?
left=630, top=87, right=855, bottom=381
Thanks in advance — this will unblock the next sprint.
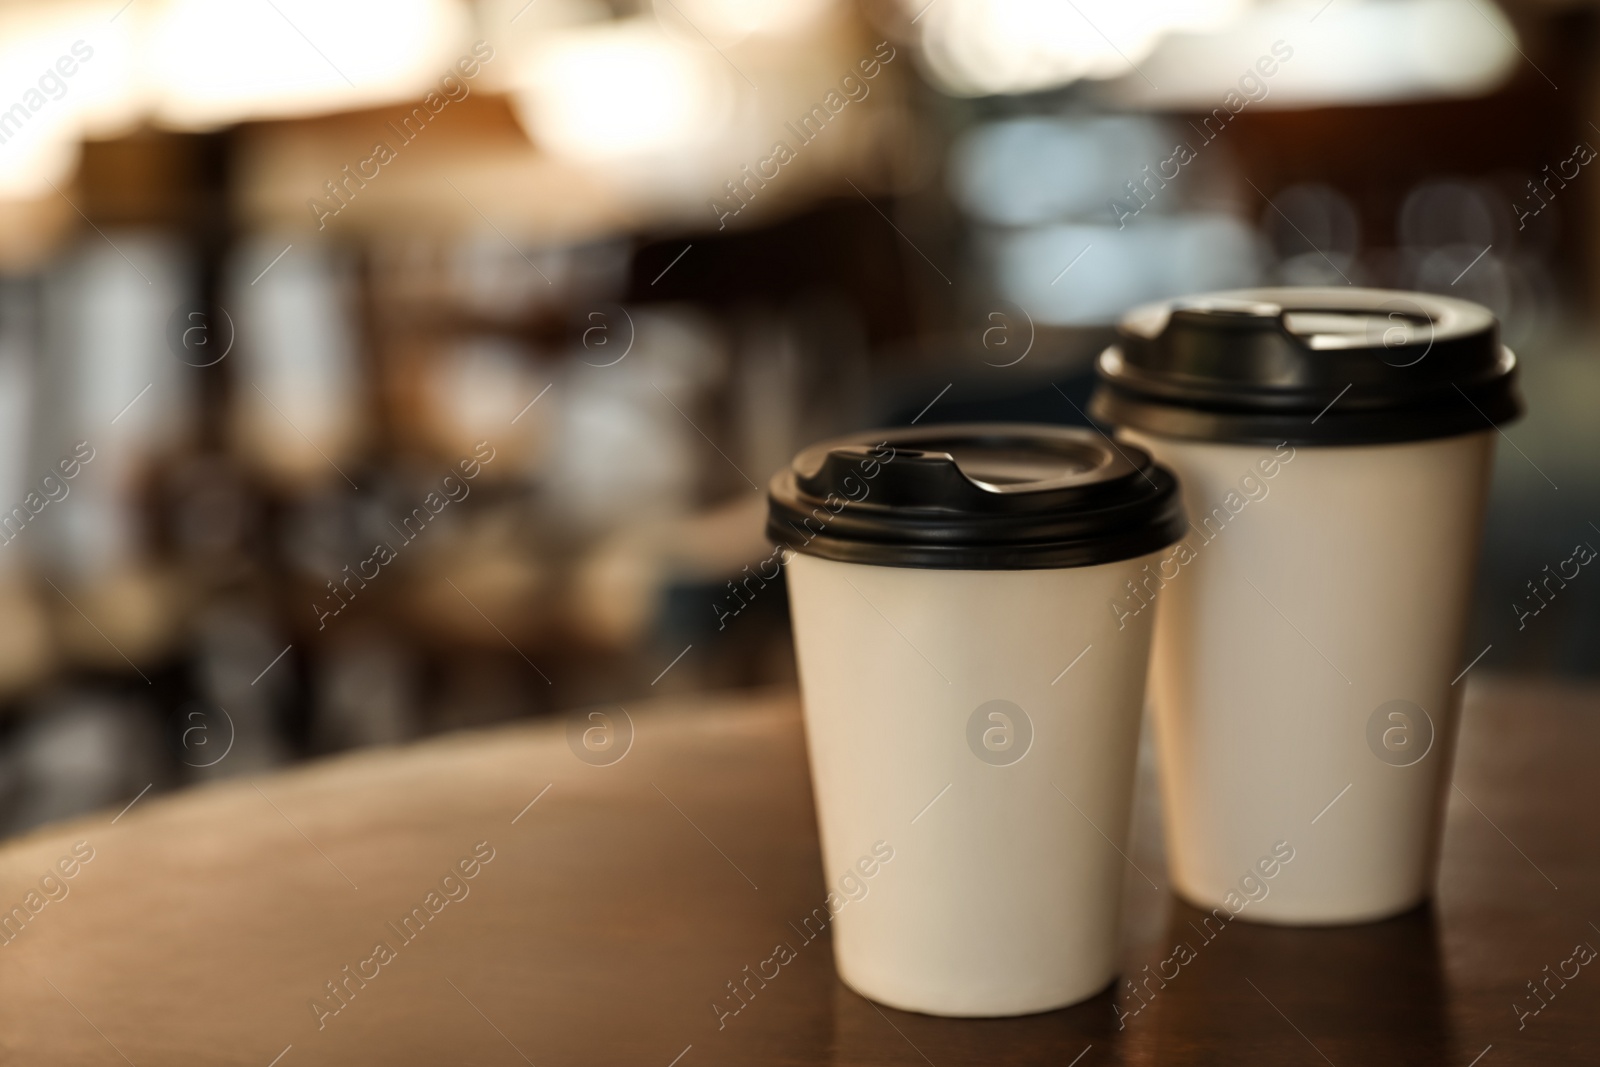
left=1090, top=287, right=1523, bottom=445
left=766, top=424, right=1186, bottom=570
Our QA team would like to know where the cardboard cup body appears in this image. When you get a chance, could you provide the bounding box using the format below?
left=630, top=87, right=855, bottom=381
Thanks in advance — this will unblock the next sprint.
left=1122, top=429, right=1496, bottom=923
left=786, top=550, right=1159, bottom=1015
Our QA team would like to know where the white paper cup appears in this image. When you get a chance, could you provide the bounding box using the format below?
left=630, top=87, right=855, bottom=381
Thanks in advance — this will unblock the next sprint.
left=1092, top=288, right=1523, bottom=925
left=788, top=551, right=1163, bottom=1014
left=768, top=425, right=1185, bottom=1015
left=1122, top=430, right=1494, bottom=922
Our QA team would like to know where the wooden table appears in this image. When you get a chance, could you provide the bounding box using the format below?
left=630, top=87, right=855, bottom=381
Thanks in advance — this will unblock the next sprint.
left=1, top=676, right=1594, bottom=1066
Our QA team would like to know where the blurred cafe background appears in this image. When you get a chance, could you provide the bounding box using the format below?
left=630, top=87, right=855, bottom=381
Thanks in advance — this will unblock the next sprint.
left=0, top=0, right=1595, bottom=833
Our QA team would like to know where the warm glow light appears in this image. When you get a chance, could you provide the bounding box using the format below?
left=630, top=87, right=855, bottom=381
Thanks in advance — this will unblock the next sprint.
left=0, top=1, right=140, bottom=199
left=511, top=19, right=732, bottom=163
left=654, top=0, right=835, bottom=43
left=915, top=0, right=1246, bottom=98
left=1, top=0, right=480, bottom=197
left=1105, top=0, right=1518, bottom=109
left=146, top=0, right=473, bottom=128
left=0, top=125, right=78, bottom=200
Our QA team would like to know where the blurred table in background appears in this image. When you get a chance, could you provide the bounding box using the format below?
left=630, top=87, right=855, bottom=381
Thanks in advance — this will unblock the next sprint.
left=0, top=675, right=1594, bottom=1065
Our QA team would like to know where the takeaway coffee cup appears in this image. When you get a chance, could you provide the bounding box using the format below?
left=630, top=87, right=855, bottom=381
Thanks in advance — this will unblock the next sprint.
left=767, top=424, right=1186, bottom=1016
left=1091, top=288, right=1523, bottom=925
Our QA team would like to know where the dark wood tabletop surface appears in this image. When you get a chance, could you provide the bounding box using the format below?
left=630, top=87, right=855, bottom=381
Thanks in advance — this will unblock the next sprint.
left=0, top=674, right=1594, bottom=1066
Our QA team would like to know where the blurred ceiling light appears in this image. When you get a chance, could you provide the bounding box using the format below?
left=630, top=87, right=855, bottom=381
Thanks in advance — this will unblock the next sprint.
left=914, top=0, right=1246, bottom=98
left=147, top=0, right=472, bottom=128
left=0, top=128, right=79, bottom=201
left=653, top=0, right=835, bottom=45
left=1105, top=0, right=1517, bottom=109
left=0, top=1, right=140, bottom=199
left=471, top=0, right=609, bottom=93
left=511, top=19, right=732, bottom=163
